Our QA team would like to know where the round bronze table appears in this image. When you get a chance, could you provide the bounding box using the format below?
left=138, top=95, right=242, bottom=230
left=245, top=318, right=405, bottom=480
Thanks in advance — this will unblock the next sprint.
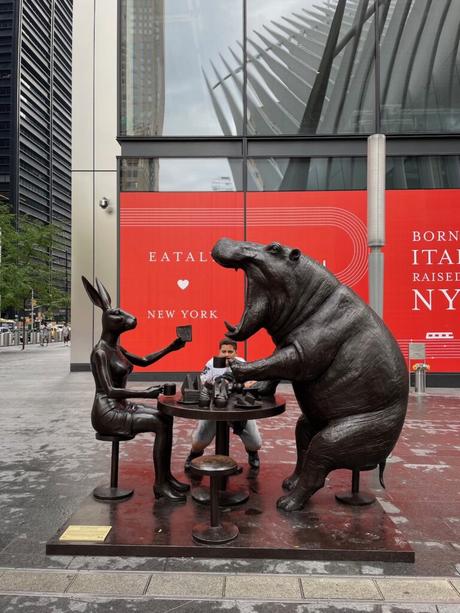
left=158, top=393, right=285, bottom=506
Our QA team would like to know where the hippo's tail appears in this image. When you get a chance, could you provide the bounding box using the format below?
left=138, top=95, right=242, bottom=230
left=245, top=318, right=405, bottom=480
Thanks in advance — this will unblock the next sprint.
left=379, top=460, right=386, bottom=488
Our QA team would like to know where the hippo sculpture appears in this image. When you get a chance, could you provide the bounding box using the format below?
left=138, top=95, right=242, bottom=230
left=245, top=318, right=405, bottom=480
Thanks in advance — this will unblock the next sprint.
left=212, top=238, right=408, bottom=512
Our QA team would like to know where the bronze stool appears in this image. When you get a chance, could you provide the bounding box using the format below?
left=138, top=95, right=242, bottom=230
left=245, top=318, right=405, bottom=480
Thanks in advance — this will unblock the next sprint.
left=190, top=454, right=239, bottom=543
left=93, top=433, right=134, bottom=501
left=335, top=466, right=377, bottom=506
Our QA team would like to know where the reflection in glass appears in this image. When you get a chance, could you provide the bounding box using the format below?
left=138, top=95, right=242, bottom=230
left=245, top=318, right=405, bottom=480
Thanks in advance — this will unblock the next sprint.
left=241, top=0, right=375, bottom=136
left=386, top=157, right=460, bottom=189
left=248, top=156, right=460, bottom=191
left=380, top=0, right=460, bottom=134
left=120, top=158, right=243, bottom=191
left=248, top=158, right=367, bottom=191
left=211, top=0, right=460, bottom=137
left=120, top=0, right=243, bottom=136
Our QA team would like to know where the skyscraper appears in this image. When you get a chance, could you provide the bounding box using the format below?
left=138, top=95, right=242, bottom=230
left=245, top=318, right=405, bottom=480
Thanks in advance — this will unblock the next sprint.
left=0, top=0, right=73, bottom=281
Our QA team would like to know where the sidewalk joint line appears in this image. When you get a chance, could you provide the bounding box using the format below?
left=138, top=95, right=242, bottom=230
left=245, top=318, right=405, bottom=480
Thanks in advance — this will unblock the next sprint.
left=143, top=572, right=153, bottom=596
left=63, top=572, right=79, bottom=593
left=298, top=575, right=307, bottom=600
left=449, top=578, right=460, bottom=598
left=373, top=577, right=385, bottom=601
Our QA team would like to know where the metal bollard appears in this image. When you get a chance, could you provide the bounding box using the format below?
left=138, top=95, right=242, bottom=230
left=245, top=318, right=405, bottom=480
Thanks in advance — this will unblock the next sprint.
left=414, top=365, right=427, bottom=393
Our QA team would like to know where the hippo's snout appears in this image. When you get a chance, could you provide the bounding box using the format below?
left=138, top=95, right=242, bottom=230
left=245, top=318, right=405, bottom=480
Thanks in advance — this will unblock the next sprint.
left=212, top=238, right=249, bottom=268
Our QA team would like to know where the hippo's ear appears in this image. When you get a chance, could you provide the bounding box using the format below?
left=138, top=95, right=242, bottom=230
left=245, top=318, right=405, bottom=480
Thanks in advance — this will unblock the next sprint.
left=289, top=248, right=301, bottom=262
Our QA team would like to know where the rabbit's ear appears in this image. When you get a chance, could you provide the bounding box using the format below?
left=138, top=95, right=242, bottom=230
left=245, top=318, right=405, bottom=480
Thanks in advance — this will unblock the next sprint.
left=95, top=278, right=112, bottom=310
left=81, top=276, right=107, bottom=311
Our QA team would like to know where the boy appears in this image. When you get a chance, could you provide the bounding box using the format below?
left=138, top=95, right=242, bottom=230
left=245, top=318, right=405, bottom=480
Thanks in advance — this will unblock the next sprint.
left=184, top=339, right=261, bottom=471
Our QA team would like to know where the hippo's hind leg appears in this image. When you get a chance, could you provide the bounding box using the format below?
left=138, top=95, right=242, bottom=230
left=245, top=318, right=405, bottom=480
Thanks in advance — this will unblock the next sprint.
left=277, top=408, right=402, bottom=512
left=282, top=414, right=317, bottom=491
left=277, top=448, right=331, bottom=512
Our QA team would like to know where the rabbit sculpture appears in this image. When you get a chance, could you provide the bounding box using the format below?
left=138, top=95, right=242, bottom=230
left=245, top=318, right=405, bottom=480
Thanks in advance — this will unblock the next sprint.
left=82, top=276, right=189, bottom=501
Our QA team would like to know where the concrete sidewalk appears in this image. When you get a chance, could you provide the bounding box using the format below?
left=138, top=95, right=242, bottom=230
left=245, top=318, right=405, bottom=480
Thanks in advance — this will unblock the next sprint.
left=0, top=344, right=458, bottom=612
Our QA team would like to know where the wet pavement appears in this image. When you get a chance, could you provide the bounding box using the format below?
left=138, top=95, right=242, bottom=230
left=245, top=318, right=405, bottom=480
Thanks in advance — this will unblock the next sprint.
left=0, top=344, right=458, bottom=612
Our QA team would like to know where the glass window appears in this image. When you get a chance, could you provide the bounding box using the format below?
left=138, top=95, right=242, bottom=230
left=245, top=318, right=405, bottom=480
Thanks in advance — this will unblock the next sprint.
left=386, top=156, right=460, bottom=189
left=380, top=0, right=460, bottom=134
left=248, top=157, right=367, bottom=190
left=120, top=0, right=243, bottom=136
left=243, top=0, right=375, bottom=136
left=249, top=156, right=460, bottom=191
left=120, top=158, right=243, bottom=191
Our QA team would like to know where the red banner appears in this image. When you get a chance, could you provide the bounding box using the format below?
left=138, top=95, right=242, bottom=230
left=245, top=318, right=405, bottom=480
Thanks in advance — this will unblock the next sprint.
left=245, top=191, right=368, bottom=361
left=385, top=189, right=460, bottom=373
left=120, top=190, right=460, bottom=373
left=120, top=192, right=244, bottom=372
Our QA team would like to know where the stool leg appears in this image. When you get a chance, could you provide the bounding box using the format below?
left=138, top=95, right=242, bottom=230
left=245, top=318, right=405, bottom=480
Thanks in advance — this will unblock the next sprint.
left=93, top=440, right=134, bottom=502
left=335, top=469, right=376, bottom=506
left=351, top=469, right=360, bottom=494
left=192, top=473, right=239, bottom=544
left=210, top=476, right=220, bottom=528
left=110, top=440, right=119, bottom=489
left=215, top=422, right=230, bottom=491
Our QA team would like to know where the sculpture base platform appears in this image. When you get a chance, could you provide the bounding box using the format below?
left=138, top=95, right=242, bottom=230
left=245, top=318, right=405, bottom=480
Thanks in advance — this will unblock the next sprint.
left=47, top=463, right=414, bottom=562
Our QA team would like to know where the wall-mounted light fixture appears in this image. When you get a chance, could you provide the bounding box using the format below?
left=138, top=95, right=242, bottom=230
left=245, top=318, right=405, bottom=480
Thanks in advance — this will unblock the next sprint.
left=99, top=196, right=109, bottom=210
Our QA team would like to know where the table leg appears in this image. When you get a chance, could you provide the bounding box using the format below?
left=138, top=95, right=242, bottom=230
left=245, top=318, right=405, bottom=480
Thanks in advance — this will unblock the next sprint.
left=215, top=421, right=230, bottom=490
left=215, top=420, right=230, bottom=455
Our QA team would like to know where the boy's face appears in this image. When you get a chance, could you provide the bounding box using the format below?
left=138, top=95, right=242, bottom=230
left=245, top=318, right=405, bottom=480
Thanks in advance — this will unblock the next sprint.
left=219, top=343, right=237, bottom=362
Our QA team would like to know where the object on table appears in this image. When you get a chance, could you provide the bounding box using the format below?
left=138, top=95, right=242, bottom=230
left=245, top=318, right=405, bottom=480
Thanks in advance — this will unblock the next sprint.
left=212, top=355, right=226, bottom=368
left=180, top=374, right=201, bottom=403
left=213, top=376, right=230, bottom=408
left=198, top=384, right=212, bottom=408
left=234, top=393, right=262, bottom=408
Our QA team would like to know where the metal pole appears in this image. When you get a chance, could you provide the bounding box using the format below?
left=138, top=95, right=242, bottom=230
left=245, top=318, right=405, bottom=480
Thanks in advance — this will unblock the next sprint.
left=22, top=298, right=26, bottom=350
left=31, top=288, right=34, bottom=331
left=65, top=249, right=69, bottom=323
left=367, top=134, right=386, bottom=490
left=367, top=134, right=386, bottom=317
left=0, top=228, right=2, bottom=317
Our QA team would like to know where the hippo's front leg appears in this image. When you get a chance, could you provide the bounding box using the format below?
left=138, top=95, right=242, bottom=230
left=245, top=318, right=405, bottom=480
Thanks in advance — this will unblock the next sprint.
left=230, top=345, right=300, bottom=382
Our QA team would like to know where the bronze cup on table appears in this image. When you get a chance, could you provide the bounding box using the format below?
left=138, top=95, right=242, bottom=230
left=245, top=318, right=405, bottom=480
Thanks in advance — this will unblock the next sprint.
left=162, top=383, right=176, bottom=396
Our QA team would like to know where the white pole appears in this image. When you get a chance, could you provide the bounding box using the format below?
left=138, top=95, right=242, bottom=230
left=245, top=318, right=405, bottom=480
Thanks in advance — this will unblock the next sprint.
left=367, top=134, right=386, bottom=318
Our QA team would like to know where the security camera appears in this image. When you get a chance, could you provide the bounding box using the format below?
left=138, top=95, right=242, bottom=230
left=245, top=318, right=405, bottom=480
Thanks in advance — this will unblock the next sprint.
left=99, top=197, right=109, bottom=209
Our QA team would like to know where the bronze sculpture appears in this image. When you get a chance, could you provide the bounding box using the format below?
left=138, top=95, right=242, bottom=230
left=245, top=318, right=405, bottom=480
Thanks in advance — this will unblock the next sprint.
left=82, top=276, right=190, bottom=502
left=211, top=239, right=408, bottom=512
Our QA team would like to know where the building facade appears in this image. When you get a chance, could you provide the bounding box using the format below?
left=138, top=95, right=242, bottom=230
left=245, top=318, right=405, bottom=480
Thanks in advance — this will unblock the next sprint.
left=72, top=0, right=460, bottom=385
left=0, top=0, right=73, bottom=284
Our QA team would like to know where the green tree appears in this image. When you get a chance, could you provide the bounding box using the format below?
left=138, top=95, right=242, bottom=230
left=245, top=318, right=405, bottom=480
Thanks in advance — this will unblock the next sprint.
left=0, top=205, right=67, bottom=348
